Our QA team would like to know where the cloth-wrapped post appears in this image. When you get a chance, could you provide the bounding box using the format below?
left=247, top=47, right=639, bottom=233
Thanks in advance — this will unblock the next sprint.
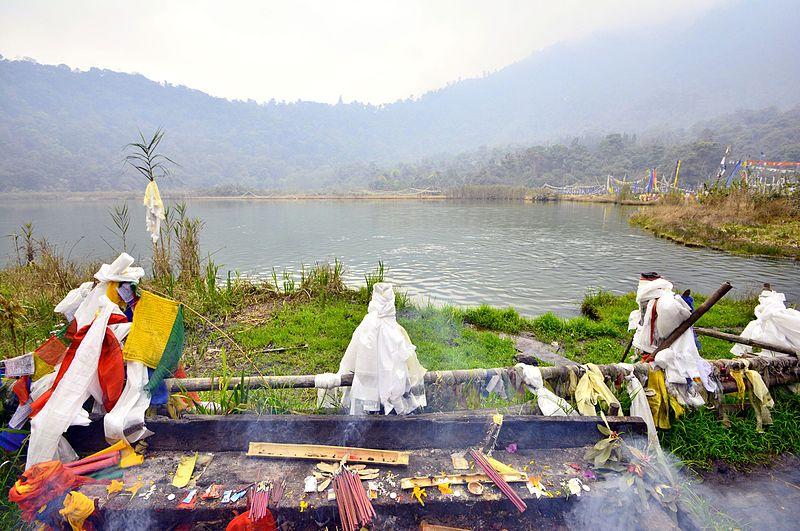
left=337, top=283, right=427, bottom=415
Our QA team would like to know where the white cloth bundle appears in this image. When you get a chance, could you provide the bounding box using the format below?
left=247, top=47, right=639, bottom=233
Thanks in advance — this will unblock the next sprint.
left=27, top=296, right=114, bottom=468
left=74, top=253, right=143, bottom=329
left=54, top=281, right=94, bottom=322
left=515, top=363, right=576, bottom=416
left=630, top=278, right=689, bottom=353
left=732, top=290, right=800, bottom=357
left=338, top=283, right=427, bottom=415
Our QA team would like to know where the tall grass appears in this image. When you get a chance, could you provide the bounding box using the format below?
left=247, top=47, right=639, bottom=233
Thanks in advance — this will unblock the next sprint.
left=175, top=203, right=203, bottom=282
left=448, top=184, right=528, bottom=200
left=364, top=260, right=385, bottom=299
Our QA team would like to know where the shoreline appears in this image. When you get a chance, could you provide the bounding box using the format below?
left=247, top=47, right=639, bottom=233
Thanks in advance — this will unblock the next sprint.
left=0, top=190, right=656, bottom=205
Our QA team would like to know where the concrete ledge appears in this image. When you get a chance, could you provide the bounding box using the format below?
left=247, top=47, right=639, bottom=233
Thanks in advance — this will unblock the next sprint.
left=67, top=413, right=647, bottom=453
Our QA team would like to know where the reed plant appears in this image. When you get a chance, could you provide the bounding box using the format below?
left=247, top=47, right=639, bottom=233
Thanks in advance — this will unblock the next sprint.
left=299, top=259, right=345, bottom=297
left=102, top=202, right=132, bottom=254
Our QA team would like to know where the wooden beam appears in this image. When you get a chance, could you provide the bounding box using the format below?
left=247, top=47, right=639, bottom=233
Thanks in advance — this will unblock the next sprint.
left=247, top=442, right=410, bottom=466
left=694, top=327, right=798, bottom=357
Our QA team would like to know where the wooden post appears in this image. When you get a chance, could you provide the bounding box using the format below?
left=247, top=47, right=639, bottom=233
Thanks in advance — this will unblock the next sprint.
left=653, top=282, right=732, bottom=355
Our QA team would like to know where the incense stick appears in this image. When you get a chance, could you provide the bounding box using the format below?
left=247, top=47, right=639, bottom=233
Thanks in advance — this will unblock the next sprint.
left=470, top=449, right=527, bottom=513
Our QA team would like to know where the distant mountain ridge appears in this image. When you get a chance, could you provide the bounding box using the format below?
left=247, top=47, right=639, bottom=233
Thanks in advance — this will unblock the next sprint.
left=0, top=0, right=798, bottom=191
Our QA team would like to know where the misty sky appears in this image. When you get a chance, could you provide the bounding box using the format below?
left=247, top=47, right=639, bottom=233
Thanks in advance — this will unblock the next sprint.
left=0, top=0, right=727, bottom=104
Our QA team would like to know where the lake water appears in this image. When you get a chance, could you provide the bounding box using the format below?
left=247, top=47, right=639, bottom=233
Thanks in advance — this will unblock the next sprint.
left=1, top=199, right=797, bottom=316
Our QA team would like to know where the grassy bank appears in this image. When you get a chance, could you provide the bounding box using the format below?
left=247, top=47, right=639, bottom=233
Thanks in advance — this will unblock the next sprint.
left=629, top=185, right=800, bottom=258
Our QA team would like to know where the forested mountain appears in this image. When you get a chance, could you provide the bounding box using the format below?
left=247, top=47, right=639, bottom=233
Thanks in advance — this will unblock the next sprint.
left=0, top=0, right=798, bottom=192
left=366, top=107, right=800, bottom=191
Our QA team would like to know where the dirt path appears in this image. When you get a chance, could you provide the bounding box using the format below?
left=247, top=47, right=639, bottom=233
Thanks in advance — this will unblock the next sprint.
left=503, top=332, right=579, bottom=367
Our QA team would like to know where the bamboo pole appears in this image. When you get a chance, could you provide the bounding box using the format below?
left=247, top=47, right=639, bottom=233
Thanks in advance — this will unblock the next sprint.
left=165, top=355, right=799, bottom=393
left=653, top=282, right=733, bottom=355
left=694, top=327, right=798, bottom=357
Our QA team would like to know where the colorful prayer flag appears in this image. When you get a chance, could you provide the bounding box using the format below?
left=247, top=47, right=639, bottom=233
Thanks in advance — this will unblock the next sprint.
left=123, top=291, right=185, bottom=392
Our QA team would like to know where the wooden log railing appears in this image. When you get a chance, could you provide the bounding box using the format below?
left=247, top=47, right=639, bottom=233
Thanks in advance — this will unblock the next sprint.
left=166, top=355, right=800, bottom=394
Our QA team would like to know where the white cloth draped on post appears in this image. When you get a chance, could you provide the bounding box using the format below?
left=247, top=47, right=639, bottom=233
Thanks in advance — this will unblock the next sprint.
left=515, top=363, right=576, bottom=416
left=628, top=276, right=716, bottom=406
left=618, top=363, right=659, bottom=447
left=143, top=180, right=165, bottom=244
left=732, top=290, right=800, bottom=357
left=337, top=283, right=427, bottom=415
left=629, top=277, right=688, bottom=354
left=104, top=361, right=154, bottom=443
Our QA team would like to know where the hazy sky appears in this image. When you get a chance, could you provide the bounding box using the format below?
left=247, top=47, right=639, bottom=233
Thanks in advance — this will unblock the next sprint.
left=0, top=0, right=727, bottom=104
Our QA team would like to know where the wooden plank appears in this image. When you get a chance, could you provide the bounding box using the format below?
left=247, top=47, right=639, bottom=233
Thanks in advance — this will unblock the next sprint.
left=247, top=442, right=409, bottom=465
left=420, top=524, right=470, bottom=531
left=400, top=472, right=528, bottom=489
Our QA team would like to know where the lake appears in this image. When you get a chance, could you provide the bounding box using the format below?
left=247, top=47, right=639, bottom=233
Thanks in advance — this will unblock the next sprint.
left=1, top=199, right=797, bottom=316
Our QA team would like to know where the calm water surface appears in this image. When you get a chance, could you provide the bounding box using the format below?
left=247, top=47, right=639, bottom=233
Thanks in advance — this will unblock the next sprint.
left=1, top=200, right=797, bottom=316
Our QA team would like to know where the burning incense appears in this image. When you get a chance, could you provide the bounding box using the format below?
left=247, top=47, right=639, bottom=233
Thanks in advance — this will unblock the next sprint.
left=470, top=449, right=527, bottom=513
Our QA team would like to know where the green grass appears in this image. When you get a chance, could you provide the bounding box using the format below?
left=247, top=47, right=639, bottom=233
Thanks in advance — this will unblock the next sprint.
left=457, top=290, right=756, bottom=364
left=401, top=305, right=516, bottom=370
left=230, top=293, right=367, bottom=375
left=225, top=296, right=516, bottom=375
left=661, top=390, right=800, bottom=469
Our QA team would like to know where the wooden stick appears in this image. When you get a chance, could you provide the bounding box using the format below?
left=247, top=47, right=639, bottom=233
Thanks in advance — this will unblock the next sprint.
left=247, top=442, right=410, bottom=465
left=694, top=327, right=798, bottom=357
left=619, top=335, right=634, bottom=363
left=653, top=282, right=732, bottom=355
left=400, top=472, right=528, bottom=489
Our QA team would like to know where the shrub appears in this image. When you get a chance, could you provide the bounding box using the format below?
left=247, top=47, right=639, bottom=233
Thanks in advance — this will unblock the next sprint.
left=462, top=305, right=522, bottom=334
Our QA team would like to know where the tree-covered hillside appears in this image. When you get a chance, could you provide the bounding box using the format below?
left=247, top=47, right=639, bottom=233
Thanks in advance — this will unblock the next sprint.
left=0, top=0, right=798, bottom=192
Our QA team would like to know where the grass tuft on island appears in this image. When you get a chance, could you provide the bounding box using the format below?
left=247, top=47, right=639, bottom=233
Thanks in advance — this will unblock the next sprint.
left=629, top=184, right=800, bottom=259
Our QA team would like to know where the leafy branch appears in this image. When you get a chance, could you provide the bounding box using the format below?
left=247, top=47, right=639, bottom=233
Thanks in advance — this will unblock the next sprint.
left=124, top=127, right=177, bottom=182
